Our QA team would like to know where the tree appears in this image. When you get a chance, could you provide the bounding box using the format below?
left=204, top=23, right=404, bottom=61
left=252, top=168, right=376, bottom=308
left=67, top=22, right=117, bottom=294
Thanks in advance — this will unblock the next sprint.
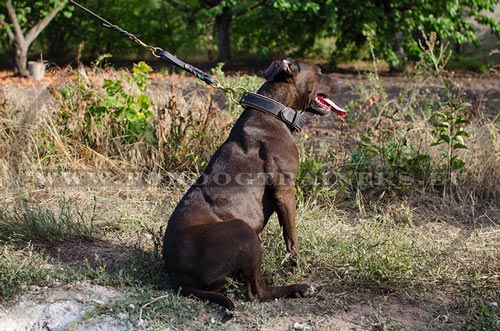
left=41, top=0, right=182, bottom=62
left=331, top=0, right=500, bottom=71
left=233, top=0, right=336, bottom=59
left=0, top=0, right=70, bottom=76
left=165, top=0, right=335, bottom=63
left=165, top=0, right=262, bottom=63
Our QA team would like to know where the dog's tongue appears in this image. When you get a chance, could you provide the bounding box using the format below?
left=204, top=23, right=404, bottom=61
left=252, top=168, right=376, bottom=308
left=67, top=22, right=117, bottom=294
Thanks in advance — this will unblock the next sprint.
left=317, top=95, right=347, bottom=117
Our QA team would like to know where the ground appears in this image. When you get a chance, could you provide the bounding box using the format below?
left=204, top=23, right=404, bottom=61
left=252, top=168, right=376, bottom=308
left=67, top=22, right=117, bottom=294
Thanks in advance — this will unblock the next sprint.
left=0, top=283, right=448, bottom=330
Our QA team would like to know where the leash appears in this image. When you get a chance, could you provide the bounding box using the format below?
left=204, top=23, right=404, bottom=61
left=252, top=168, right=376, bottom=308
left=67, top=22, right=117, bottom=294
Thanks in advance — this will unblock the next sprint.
left=70, top=1, right=305, bottom=132
left=70, top=0, right=244, bottom=104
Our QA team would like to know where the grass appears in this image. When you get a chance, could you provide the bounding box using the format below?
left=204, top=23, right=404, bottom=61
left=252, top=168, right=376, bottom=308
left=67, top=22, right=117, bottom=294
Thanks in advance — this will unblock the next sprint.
left=0, top=41, right=500, bottom=329
left=0, top=198, right=97, bottom=244
left=0, top=243, right=60, bottom=300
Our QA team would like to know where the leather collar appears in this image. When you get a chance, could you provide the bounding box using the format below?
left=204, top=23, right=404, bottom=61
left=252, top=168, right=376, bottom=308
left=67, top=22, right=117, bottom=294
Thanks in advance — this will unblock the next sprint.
left=239, top=92, right=305, bottom=132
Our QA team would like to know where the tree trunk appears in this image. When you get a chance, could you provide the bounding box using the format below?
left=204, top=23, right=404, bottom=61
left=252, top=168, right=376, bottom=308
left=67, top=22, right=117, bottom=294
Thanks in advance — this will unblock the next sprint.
left=14, top=42, right=29, bottom=77
left=389, top=31, right=406, bottom=73
left=4, top=0, right=68, bottom=76
left=215, top=6, right=232, bottom=63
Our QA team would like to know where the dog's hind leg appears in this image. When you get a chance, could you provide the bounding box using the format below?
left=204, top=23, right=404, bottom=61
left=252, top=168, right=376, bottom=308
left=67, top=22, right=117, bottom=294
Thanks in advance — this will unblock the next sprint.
left=165, top=219, right=314, bottom=309
left=243, top=251, right=315, bottom=302
left=165, top=220, right=264, bottom=309
left=174, top=284, right=235, bottom=310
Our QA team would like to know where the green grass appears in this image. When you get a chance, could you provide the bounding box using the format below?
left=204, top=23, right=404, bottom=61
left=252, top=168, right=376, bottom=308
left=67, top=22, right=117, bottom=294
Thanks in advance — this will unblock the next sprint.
left=0, top=243, right=61, bottom=300
left=0, top=198, right=98, bottom=244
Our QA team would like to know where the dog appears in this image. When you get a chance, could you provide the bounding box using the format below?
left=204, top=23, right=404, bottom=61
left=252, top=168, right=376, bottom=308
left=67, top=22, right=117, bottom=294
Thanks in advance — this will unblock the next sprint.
left=163, top=58, right=346, bottom=311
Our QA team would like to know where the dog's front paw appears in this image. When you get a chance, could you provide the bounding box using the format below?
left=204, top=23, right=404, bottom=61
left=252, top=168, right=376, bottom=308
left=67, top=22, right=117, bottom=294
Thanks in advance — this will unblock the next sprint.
left=295, top=284, right=315, bottom=298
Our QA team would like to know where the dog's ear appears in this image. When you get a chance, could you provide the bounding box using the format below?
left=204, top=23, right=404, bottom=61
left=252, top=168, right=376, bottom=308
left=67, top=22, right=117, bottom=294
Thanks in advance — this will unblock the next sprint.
left=263, top=59, right=299, bottom=82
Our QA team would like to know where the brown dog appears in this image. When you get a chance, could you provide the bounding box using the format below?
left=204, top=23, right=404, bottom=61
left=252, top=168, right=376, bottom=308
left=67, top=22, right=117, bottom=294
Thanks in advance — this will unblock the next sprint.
left=163, top=59, right=346, bottom=311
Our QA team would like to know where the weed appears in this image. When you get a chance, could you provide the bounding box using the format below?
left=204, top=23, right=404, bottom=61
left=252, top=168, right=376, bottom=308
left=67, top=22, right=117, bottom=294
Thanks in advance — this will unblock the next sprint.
left=86, top=61, right=155, bottom=145
left=418, top=32, right=472, bottom=186
left=0, top=243, right=61, bottom=301
left=52, top=62, right=234, bottom=173
left=156, top=92, right=229, bottom=171
left=0, top=198, right=97, bottom=245
left=296, top=145, right=339, bottom=203
left=465, top=302, right=500, bottom=331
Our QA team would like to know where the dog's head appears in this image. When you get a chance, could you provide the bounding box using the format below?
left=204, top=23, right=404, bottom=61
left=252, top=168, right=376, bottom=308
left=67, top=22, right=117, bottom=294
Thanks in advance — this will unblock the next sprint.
left=263, top=59, right=346, bottom=117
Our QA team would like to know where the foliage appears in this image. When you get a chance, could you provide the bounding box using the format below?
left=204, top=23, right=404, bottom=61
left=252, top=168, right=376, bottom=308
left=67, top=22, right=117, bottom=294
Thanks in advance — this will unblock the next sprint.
left=296, top=145, right=340, bottom=202
left=54, top=61, right=233, bottom=171
left=0, top=198, right=97, bottom=244
left=0, top=0, right=72, bottom=31
left=1, top=0, right=499, bottom=69
left=331, top=0, right=500, bottom=70
left=40, top=0, right=202, bottom=61
left=231, top=0, right=337, bottom=59
left=345, top=50, right=433, bottom=193
left=57, top=61, right=156, bottom=158
left=0, top=243, right=59, bottom=301
left=86, top=61, right=155, bottom=145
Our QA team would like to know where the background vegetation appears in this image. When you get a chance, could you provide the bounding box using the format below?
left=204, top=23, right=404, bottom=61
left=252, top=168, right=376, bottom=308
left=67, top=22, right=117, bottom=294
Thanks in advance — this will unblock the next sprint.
left=0, top=0, right=499, bottom=73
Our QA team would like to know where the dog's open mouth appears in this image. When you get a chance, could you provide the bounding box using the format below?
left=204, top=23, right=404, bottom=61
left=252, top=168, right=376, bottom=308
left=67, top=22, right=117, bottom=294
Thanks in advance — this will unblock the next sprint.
left=312, top=94, right=347, bottom=117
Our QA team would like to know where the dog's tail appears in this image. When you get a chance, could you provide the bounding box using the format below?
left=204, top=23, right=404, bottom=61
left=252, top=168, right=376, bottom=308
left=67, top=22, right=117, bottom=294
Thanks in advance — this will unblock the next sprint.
left=178, top=286, right=235, bottom=311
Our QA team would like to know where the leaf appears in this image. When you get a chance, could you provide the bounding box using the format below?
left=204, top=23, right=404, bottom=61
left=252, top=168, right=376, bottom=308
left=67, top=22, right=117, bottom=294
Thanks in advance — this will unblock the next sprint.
left=133, top=61, right=152, bottom=75
left=454, top=129, right=470, bottom=137
left=453, top=143, right=467, bottom=149
left=416, top=153, right=431, bottom=161
left=137, top=94, right=152, bottom=111
left=439, top=134, right=451, bottom=143
left=453, top=117, right=471, bottom=125
left=433, top=112, right=448, bottom=120
left=450, top=157, right=465, bottom=170
left=438, top=150, right=449, bottom=158
left=431, top=141, right=442, bottom=147
left=103, top=80, right=122, bottom=96
left=456, top=102, right=472, bottom=111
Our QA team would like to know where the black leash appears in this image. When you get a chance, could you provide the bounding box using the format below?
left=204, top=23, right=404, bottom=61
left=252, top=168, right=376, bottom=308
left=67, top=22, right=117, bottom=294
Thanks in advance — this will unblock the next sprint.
left=70, top=0, right=227, bottom=89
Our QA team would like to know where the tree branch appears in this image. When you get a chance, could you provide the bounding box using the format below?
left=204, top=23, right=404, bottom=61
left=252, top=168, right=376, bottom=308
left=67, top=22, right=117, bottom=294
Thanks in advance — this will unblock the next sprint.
left=0, top=13, right=15, bottom=42
left=5, top=0, right=25, bottom=45
left=25, top=0, right=69, bottom=45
